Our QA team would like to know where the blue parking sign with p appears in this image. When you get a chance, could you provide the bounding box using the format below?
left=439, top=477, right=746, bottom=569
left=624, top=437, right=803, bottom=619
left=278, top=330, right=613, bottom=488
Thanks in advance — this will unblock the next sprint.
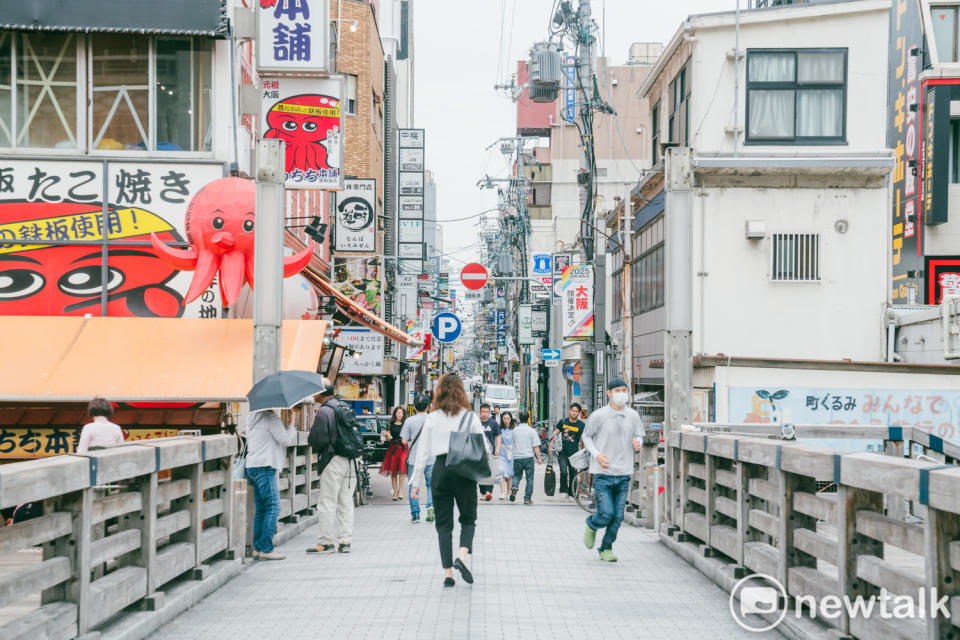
left=432, top=312, right=462, bottom=343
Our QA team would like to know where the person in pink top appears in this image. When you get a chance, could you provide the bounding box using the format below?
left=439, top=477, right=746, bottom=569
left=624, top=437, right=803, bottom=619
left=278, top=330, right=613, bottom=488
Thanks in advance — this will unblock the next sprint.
left=77, top=398, right=125, bottom=454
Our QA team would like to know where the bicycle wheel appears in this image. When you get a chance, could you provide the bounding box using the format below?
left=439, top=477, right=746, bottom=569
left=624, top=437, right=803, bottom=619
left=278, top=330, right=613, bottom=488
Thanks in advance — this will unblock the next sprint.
left=571, top=472, right=596, bottom=513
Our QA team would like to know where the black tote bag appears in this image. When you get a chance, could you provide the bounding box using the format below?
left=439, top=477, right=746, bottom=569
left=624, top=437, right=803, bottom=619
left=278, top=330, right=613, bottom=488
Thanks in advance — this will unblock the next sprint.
left=445, top=411, right=493, bottom=482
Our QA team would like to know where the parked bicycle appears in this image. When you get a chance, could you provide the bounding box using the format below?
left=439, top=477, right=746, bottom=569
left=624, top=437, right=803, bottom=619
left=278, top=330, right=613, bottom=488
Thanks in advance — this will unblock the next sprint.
left=570, top=469, right=596, bottom=513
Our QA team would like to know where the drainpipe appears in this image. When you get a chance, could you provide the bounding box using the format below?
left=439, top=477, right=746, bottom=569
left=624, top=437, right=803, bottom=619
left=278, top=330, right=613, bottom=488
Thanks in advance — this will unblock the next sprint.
left=886, top=310, right=901, bottom=362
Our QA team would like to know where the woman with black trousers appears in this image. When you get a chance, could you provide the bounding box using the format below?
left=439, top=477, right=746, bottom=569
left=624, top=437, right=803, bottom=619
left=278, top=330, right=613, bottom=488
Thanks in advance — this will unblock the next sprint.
left=410, top=373, right=490, bottom=587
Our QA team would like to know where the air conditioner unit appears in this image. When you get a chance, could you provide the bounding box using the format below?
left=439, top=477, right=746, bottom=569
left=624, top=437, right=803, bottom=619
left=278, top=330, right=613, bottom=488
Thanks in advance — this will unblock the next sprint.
left=745, top=220, right=766, bottom=239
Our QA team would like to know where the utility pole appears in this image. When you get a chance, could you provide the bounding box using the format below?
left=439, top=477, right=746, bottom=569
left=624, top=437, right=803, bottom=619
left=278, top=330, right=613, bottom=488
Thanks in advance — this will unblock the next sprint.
left=570, top=0, right=606, bottom=414
left=252, top=139, right=286, bottom=384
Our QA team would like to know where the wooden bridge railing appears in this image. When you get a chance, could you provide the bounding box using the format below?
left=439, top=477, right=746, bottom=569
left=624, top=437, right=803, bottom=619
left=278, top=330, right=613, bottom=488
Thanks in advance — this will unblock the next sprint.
left=666, top=424, right=960, bottom=639
left=0, top=435, right=238, bottom=639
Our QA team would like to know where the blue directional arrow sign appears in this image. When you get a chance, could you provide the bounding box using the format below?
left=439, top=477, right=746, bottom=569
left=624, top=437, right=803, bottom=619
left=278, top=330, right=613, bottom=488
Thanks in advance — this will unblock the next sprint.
left=431, top=312, right=462, bottom=343
left=541, top=349, right=561, bottom=360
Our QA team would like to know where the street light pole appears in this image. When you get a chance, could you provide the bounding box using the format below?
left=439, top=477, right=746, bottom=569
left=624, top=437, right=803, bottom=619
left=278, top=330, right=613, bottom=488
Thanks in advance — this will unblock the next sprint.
left=252, top=139, right=286, bottom=384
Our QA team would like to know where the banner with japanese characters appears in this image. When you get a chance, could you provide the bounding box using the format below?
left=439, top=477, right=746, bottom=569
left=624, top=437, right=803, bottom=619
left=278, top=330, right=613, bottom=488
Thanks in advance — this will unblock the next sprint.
left=261, top=76, right=344, bottom=190
left=0, top=427, right=181, bottom=459
left=561, top=264, right=594, bottom=340
left=257, top=0, right=329, bottom=73
left=518, top=304, right=533, bottom=345
left=337, top=327, right=386, bottom=375
left=0, top=159, right=224, bottom=319
left=927, top=256, right=960, bottom=303
left=334, top=179, right=376, bottom=252
left=729, top=386, right=960, bottom=444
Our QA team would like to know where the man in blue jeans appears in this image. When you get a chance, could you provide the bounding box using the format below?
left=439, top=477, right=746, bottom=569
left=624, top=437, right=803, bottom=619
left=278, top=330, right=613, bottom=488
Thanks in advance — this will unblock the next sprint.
left=581, top=377, right=644, bottom=562
left=402, top=395, right=434, bottom=522
left=510, top=411, right=542, bottom=504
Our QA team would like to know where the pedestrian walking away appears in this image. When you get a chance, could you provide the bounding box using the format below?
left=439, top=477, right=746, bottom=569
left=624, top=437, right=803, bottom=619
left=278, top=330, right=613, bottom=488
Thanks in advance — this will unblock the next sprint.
left=401, top=395, right=434, bottom=522
left=306, top=378, right=359, bottom=555
left=510, top=411, right=542, bottom=504
left=411, top=373, right=489, bottom=588
left=497, top=411, right=515, bottom=500
left=553, top=403, right=584, bottom=498
left=77, top=397, right=126, bottom=454
left=381, top=405, right=409, bottom=500
left=581, top=377, right=644, bottom=562
left=476, top=403, right=501, bottom=501
left=245, top=407, right=297, bottom=560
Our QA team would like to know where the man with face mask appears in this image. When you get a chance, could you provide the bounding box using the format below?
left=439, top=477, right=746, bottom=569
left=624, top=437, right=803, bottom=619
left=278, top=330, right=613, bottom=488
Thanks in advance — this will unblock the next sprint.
left=581, top=377, right=643, bottom=562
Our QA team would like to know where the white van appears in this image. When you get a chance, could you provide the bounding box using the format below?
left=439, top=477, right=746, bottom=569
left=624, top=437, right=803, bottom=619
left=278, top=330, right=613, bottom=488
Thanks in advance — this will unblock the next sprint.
left=482, top=384, right=519, bottom=415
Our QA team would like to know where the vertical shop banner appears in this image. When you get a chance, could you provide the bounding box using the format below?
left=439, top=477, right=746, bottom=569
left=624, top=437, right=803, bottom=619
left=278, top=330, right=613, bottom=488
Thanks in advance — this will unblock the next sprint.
left=333, top=257, right=382, bottom=316
left=518, top=304, right=534, bottom=345
left=887, top=0, right=924, bottom=303
left=922, top=85, right=952, bottom=227
left=257, top=0, right=329, bottom=73
left=552, top=253, right=572, bottom=305
left=260, top=76, right=344, bottom=190
left=0, top=159, right=224, bottom=319
left=398, top=129, right=425, bottom=273
left=335, top=179, right=376, bottom=252
left=337, top=327, right=385, bottom=375
left=563, top=55, right=577, bottom=123
left=561, top=264, right=594, bottom=340
left=530, top=252, right=551, bottom=298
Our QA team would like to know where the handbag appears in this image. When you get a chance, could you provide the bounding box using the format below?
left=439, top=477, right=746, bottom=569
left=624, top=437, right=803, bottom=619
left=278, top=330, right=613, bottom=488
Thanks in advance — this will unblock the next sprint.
left=568, top=447, right=591, bottom=472
left=544, top=464, right=556, bottom=496
left=232, top=435, right=247, bottom=480
left=445, top=411, right=494, bottom=482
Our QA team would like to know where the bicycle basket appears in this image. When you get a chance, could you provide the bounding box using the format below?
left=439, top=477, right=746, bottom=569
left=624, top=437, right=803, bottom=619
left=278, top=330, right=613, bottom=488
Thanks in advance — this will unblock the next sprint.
left=568, top=448, right=590, bottom=472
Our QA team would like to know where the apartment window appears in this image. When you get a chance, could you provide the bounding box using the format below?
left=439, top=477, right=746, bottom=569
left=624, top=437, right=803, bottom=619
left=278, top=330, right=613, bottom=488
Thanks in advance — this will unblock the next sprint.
left=345, top=73, right=357, bottom=115
left=0, top=32, right=212, bottom=152
left=771, top=233, right=820, bottom=281
left=746, top=49, right=846, bottom=143
left=650, top=100, right=660, bottom=164
left=630, top=216, right=664, bottom=314
left=932, top=6, right=959, bottom=63
left=668, top=66, right=689, bottom=145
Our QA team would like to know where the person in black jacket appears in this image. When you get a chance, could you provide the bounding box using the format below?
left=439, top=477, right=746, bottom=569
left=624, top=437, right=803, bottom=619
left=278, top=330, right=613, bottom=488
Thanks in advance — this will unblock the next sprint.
left=553, top=403, right=584, bottom=498
left=306, top=379, right=356, bottom=554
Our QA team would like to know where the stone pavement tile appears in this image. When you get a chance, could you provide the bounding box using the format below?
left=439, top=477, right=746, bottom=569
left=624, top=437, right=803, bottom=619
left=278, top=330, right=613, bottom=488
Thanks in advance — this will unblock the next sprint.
left=150, top=472, right=776, bottom=640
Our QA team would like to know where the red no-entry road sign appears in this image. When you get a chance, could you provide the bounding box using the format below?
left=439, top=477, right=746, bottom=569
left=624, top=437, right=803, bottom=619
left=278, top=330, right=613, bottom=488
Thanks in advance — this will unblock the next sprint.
left=460, top=262, right=488, bottom=290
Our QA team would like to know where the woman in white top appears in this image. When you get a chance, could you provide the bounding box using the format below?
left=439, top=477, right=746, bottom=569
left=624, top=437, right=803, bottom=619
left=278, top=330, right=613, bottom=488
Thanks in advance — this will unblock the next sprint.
left=411, top=373, right=489, bottom=588
left=77, top=398, right=125, bottom=454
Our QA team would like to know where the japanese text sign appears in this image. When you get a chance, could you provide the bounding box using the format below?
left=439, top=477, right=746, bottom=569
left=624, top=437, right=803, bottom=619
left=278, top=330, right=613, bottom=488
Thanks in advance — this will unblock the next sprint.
left=335, top=179, right=376, bottom=253
left=561, top=264, right=593, bottom=340
left=257, top=0, right=329, bottom=73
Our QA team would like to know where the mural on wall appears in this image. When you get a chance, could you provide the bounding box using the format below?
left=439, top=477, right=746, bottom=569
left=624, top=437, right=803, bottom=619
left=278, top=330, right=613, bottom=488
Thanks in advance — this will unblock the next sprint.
left=730, top=386, right=960, bottom=442
left=151, top=177, right=313, bottom=307
left=0, top=160, right=227, bottom=318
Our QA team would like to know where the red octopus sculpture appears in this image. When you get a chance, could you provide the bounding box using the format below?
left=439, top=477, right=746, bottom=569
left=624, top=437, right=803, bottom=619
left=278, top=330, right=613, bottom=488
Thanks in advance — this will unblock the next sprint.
left=150, top=177, right=313, bottom=307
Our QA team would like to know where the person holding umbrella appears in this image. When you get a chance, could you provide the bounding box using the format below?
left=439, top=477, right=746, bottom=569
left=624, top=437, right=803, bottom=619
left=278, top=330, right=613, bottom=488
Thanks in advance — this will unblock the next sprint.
left=245, top=370, right=327, bottom=560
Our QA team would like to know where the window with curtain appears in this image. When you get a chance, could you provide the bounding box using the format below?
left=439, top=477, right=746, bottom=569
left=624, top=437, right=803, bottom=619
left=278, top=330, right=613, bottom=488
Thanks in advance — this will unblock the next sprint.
left=746, top=49, right=846, bottom=143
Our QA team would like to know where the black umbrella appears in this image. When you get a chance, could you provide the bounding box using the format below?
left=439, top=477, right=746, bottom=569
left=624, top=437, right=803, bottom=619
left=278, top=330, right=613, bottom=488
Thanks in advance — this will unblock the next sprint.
left=246, top=370, right=327, bottom=413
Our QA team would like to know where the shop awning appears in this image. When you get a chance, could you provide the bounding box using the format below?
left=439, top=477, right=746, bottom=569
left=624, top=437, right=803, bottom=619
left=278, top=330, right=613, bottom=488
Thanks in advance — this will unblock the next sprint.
left=0, top=316, right=327, bottom=403
left=309, top=272, right=424, bottom=348
left=0, top=0, right=227, bottom=36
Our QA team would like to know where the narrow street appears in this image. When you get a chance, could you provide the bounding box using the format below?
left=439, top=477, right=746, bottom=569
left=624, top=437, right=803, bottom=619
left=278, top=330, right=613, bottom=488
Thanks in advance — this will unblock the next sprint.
left=150, top=471, right=762, bottom=640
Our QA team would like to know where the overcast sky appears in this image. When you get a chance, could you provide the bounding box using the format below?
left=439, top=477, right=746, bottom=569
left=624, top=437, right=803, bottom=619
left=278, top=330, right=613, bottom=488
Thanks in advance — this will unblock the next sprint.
left=413, top=0, right=734, bottom=271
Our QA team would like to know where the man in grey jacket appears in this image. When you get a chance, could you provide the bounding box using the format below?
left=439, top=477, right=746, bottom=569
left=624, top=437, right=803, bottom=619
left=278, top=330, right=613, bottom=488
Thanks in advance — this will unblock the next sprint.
left=246, top=409, right=297, bottom=560
left=306, top=379, right=356, bottom=554
left=581, top=377, right=644, bottom=562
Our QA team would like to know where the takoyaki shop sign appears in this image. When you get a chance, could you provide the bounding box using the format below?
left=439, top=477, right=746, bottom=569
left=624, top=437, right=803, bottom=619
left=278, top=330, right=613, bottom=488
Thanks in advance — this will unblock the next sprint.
left=0, top=159, right=224, bottom=318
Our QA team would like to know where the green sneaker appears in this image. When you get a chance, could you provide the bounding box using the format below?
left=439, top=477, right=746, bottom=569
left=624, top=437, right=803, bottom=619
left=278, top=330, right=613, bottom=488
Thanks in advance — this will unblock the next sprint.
left=584, top=526, right=596, bottom=549
left=425, top=507, right=435, bottom=522
left=598, top=549, right=618, bottom=562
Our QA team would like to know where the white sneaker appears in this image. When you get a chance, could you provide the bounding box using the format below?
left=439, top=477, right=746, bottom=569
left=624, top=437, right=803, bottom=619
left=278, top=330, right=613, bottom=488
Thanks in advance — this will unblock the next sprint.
left=257, top=551, right=286, bottom=561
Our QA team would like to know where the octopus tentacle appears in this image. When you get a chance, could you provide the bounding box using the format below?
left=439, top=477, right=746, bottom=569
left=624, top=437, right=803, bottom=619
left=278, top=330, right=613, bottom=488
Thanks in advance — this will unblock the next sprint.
left=150, top=233, right=198, bottom=270
left=219, top=250, right=246, bottom=307
left=283, top=241, right=314, bottom=277
left=184, top=249, right=220, bottom=304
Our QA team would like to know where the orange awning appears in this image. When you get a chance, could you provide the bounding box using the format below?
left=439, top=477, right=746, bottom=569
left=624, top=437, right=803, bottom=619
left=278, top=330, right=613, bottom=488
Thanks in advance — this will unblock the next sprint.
left=309, top=272, right=423, bottom=348
left=0, top=316, right=327, bottom=402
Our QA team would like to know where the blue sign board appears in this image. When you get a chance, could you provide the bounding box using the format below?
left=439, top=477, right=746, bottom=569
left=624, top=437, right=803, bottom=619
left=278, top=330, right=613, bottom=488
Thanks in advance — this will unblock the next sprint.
left=541, top=349, right=561, bottom=361
left=496, top=310, right=506, bottom=346
left=532, top=253, right=551, bottom=275
left=432, top=312, right=462, bottom=343
left=563, top=55, right=577, bottom=123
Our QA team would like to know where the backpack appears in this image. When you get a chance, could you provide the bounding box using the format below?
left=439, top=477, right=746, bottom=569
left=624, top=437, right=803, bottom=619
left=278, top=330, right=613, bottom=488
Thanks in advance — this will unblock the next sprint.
left=329, top=401, right=364, bottom=459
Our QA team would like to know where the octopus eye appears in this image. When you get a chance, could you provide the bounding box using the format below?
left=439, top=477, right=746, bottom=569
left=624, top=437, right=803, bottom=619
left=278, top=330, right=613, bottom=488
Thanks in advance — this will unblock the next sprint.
left=0, top=269, right=45, bottom=300
left=282, top=121, right=298, bottom=132
left=243, top=219, right=254, bottom=233
left=58, top=266, right=124, bottom=297
left=302, top=121, right=318, bottom=132
left=212, top=217, right=225, bottom=230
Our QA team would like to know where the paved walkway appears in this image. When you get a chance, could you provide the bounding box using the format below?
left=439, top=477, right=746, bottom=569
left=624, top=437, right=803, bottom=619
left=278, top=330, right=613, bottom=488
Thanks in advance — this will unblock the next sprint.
left=151, top=470, right=770, bottom=640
